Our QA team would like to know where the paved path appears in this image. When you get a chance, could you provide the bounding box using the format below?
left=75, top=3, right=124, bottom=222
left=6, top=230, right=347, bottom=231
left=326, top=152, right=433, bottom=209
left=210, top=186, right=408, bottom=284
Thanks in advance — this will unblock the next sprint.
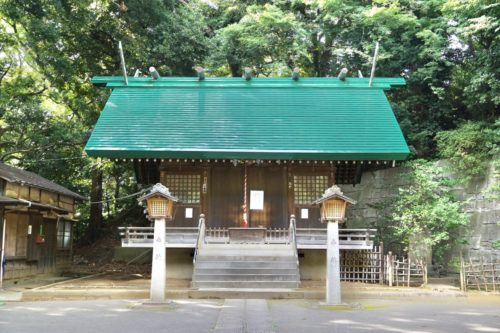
left=0, top=296, right=499, bottom=333
left=214, top=299, right=273, bottom=333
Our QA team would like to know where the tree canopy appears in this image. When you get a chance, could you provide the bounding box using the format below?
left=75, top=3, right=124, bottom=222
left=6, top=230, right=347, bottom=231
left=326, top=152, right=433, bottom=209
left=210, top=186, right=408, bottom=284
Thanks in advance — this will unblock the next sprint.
left=0, top=0, right=498, bottom=246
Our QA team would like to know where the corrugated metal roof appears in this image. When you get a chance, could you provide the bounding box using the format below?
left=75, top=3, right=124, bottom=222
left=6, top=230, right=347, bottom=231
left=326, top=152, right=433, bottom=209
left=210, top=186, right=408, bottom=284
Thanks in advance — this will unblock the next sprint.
left=85, top=77, right=409, bottom=160
left=0, top=162, right=85, bottom=200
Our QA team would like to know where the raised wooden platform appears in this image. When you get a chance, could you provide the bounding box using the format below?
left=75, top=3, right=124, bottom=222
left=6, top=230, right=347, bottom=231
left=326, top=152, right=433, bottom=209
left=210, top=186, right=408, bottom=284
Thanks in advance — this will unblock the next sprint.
left=118, top=226, right=375, bottom=250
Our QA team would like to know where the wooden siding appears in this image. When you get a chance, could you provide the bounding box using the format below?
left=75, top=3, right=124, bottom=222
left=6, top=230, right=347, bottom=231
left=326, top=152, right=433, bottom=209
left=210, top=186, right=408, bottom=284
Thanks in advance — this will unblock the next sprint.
left=2, top=182, right=75, bottom=213
left=3, top=211, right=72, bottom=279
left=209, top=166, right=244, bottom=228
left=247, top=167, right=287, bottom=228
left=159, top=163, right=343, bottom=229
left=5, top=213, right=29, bottom=258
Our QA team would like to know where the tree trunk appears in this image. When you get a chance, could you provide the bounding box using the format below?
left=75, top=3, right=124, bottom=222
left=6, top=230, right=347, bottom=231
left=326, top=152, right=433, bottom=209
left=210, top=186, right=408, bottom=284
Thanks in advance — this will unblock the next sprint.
left=88, top=164, right=103, bottom=243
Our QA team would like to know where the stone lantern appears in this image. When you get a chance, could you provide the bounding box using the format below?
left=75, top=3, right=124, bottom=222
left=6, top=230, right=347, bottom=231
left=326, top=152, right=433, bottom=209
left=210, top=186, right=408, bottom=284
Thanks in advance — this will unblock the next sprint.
left=138, top=183, right=178, bottom=303
left=313, top=185, right=356, bottom=305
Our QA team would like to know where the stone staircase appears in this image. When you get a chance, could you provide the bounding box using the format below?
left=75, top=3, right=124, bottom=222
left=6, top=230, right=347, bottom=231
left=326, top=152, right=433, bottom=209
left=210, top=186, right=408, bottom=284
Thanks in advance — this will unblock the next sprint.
left=191, top=243, right=300, bottom=289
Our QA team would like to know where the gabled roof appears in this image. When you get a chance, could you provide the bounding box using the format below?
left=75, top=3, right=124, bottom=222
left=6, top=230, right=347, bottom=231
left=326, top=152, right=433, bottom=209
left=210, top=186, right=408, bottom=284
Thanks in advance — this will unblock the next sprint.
left=0, top=162, right=85, bottom=200
left=85, top=76, right=409, bottom=161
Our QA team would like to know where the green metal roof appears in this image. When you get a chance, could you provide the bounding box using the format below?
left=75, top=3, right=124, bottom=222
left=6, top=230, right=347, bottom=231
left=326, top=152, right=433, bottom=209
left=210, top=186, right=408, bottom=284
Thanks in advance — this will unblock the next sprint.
left=85, top=76, right=409, bottom=160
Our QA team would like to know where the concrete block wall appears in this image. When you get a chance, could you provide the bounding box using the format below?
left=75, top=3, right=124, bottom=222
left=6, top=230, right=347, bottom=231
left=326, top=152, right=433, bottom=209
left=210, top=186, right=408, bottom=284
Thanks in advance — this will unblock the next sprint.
left=339, top=160, right=500, bottom=262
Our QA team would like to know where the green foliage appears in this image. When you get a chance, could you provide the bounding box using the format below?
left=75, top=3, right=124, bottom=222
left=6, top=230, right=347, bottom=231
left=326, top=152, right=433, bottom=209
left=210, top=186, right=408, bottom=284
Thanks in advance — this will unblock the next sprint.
left=492, top=240, right=500, bottom=250
left=443, top=0, right=500, bottom=120
left=436, top=121, right=499, bottom=182
left=1, top=0, right=498, bottom=245
left=392, top=160, right=469, bottom=262
left=206, top=3, right=311, bottom=76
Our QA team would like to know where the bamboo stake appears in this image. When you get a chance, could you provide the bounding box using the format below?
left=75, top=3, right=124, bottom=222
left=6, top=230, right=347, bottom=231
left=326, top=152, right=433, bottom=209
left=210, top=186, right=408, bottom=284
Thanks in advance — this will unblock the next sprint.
left=460, top=253, right=465, bottom=292
left=407, top=258, right=411, bottom=287
left=491, top=257, right=496, bottom=292
left=481, top=256, right=488, bottom=292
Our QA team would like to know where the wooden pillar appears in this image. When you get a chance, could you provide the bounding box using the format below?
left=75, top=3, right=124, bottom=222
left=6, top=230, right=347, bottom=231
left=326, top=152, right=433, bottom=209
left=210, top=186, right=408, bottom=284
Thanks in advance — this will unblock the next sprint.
left=150, top=217, right=166, bottom=303
left=0, top=216, right=6, bottom=288
left=326, top=221, right=341, bottom=304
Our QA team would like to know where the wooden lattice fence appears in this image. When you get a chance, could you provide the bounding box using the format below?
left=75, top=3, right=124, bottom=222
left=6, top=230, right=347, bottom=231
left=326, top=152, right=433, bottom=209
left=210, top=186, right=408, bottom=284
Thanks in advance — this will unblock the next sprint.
left=385, top=252, right=427, bottom=287
left=339, top=246, right=427, bottom=286
left=340, top=245, right=384, bottom=283
left=460, top=255, right=500, bottom=292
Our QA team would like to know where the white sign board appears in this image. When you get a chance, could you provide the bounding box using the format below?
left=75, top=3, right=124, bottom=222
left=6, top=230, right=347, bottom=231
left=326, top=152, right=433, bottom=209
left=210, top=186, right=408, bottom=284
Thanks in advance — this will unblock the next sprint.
left=185, top=207, right=193, bottom=218
left=301, top=208, right=309, bottom=219
left=250, top=190, right=264, bottom=210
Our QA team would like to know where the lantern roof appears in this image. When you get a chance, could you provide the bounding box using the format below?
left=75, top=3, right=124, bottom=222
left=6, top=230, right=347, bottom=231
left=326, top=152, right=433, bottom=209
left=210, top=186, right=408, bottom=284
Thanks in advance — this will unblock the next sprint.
left=85, top=76, right=409, bottom=161
left=137, top=183, right=179, bottom=203
left=312, top=185, right=357, bottom=205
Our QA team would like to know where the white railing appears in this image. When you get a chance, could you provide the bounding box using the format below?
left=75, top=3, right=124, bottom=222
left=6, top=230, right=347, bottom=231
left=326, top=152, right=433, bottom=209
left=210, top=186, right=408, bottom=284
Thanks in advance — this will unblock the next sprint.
left=290, top=215, right=298, bottom=264
left=296, top=228, right=376, bottom=249
left=205, top=227, right=229, bottom=244
left=119, top=226, right=375, bottom=250
left=118, top=226, right=198, bottom=248
left=193, top=214, right=206, bottom=264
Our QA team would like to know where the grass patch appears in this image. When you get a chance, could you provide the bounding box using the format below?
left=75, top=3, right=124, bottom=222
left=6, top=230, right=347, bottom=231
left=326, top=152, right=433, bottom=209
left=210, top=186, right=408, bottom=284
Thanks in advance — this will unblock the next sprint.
left=362, top=304, right=388, bottom=311
left=320, top=304, right=353, bottom=311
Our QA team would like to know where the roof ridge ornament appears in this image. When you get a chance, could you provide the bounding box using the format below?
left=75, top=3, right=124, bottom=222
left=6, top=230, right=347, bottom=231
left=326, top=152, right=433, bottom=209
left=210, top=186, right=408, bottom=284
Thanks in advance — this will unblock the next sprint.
left=149, top=66, right=160, bottom=80
left=337, top=68, right=348, bottom=81
left=292, top=67, right=300, bottom=81
left=195, top=66, right=205, bottom=81
left=243, top=67, right=252, bottom=81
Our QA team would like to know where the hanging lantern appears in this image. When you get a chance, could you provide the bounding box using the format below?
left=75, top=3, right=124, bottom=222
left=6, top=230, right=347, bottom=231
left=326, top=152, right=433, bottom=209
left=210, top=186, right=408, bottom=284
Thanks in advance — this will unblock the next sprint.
left=138, top=183, right=179, bottom=220
left=313, top=185, right=356, bottom=223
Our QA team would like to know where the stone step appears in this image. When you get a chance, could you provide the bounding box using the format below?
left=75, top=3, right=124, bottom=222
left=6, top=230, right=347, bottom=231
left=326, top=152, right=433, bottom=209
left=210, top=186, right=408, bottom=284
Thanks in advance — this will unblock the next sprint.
left=199, top=250, right=294, bottom=257
left=192, top=243, right=300, bottom=290
left=202, top=243, right=293, bottom=250
left=194, top=267, right=298, bottom=274
left=193, top=273, right=299, bottom=282
left=191, top=280, right=299, bottom=289
left=188, top=289, right=304, bottom=299
left=195, top=255, right=297, bottom=262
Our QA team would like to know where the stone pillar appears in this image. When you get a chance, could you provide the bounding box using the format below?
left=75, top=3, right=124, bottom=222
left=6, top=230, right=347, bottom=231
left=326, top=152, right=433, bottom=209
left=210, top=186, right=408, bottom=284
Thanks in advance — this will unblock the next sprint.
left=150, top=218, right=166, bottom=303
left=326, top=221, right=341, bottom=304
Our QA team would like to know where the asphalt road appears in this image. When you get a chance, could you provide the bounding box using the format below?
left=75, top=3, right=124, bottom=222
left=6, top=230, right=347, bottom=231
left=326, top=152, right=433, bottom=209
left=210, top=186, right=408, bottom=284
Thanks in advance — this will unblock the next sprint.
left=0, top=296, right=499, bottom=333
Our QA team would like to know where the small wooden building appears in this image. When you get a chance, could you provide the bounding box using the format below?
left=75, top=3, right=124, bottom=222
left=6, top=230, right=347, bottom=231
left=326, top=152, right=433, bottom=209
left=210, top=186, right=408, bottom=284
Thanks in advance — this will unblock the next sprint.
left=0, top=163, right=84, bottom=280
left=85, top=75, right=409, bottom=286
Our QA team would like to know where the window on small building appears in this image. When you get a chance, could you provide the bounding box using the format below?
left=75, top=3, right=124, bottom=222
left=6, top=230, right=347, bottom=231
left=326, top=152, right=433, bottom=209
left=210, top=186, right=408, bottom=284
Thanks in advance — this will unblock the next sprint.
left=163, top=174, right=201, bottom=204
left=293, top=175, right=329, bottom=205
left=57, top=220, right=72, bottom=249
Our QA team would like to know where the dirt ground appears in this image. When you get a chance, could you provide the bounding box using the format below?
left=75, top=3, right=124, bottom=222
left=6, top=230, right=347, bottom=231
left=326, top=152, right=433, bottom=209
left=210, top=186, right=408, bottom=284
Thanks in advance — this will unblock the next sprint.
left=71, top=237, right=152, bottom=277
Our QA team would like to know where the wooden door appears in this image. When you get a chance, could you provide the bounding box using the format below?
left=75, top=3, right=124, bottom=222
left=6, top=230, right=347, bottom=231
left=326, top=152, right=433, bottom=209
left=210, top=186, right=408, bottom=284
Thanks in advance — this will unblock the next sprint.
left=209, top=166, right=244, bottom=227
left=247, top=167, right=287, bottom=229
left=37, top=218, right=57, bottom=274
left=209, top=166, right=287, bottom=228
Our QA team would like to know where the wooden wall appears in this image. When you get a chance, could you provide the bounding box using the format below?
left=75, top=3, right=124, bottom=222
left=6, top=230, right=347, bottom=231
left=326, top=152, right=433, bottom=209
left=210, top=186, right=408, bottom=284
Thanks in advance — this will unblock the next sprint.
left=4, top=182, right=75, bottom=214
left=160, top=163, right=336, bottom=229
left=3, top=212, right=72, bottom=279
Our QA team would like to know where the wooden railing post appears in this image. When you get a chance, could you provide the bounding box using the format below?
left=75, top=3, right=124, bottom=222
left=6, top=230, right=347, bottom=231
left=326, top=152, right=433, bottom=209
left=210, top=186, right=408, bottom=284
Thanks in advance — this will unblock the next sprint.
left=193, top=214, right=206, bottom=264
left=289, top=215, right=298, bottom=265
left=379, top=242, right=384, bottom=284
